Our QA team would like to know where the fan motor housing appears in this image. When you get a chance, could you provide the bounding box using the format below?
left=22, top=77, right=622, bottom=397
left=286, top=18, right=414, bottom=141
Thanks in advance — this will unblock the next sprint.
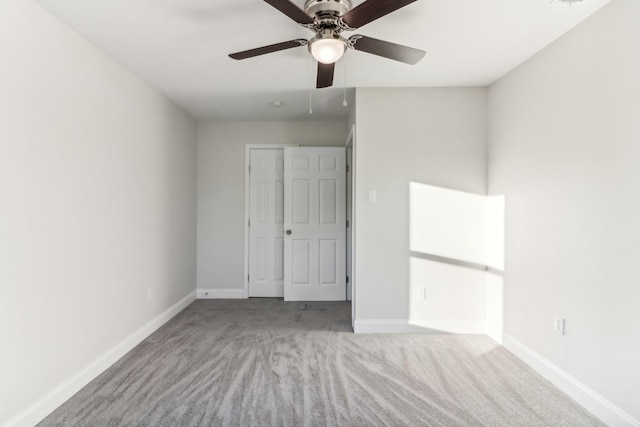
left=304, top=0, right=352, bottom=19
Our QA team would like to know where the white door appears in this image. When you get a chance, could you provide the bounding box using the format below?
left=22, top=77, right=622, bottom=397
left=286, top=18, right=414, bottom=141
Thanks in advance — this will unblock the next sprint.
left=284, top=147, right=347, bottom=301
left=248, top=149, right=285, bottom=297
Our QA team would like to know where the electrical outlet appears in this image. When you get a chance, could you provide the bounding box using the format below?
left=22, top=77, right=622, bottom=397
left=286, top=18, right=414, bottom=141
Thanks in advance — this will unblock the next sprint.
left=417, top=287, right=426, bottom=300
left=554, top=315, right=565, bottom=335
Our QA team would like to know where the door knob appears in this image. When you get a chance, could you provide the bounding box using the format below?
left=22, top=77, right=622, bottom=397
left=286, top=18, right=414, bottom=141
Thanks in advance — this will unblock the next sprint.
left=286, top=230, right=292, bottom=235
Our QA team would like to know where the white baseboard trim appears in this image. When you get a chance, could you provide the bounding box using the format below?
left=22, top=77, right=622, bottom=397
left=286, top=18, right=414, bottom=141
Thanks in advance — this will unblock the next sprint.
left=197, top=288, right=247, bottom=299
left=354, top=319, right=411, bottom=334
left=4, top=291, right=197, bottom=427
left=411, top=319, right=487, bottom=335
left=354, top=318, right=486, bottom=334
left=504, top=335, right=639, bottom=427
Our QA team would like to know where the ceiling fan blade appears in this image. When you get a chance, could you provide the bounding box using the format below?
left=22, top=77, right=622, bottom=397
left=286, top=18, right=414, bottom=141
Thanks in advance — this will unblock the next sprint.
left=316, top=62, right=335, bottom=88
left=229, top=39, right=306, bottom=60
left=341, top=0, right=417, bottom=29
left=264, top=0, right=315, bottom=25
left=349, top=35, right=425, bottom=65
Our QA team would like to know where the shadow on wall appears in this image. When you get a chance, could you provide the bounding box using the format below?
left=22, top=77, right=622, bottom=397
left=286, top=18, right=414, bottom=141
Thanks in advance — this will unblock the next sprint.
left=407, top=182, right=505, bottom=343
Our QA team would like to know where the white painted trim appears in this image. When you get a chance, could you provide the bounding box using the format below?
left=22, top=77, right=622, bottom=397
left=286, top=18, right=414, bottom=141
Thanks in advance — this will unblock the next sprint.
left=504, top=335, right=639, bottom=427
left=411, top=319, right=488, bottom=334
left=197, top=288, right=247, bottom=299
left=4, top=292, right=196, bottom=427
left=353, top=318, right=487, bottom=334
left=243, top=144, right=299, bottom=300
left=346, top=124, right=356, bottom=328
left=354, top=319, right=410, bottom=334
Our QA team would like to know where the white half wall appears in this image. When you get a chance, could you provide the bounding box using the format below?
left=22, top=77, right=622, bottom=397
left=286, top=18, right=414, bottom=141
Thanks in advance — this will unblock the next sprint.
left=197, top=121, right=347, bottom=292
left=353, top=88, right=487, bottom=326
left=489, top=0, right=640, bottom=423
left=0, top=2, right=197, bottom=424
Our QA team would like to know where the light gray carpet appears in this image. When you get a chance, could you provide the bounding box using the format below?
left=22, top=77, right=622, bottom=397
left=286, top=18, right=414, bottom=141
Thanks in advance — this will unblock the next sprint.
left=39, top=299, right=604, bottom=426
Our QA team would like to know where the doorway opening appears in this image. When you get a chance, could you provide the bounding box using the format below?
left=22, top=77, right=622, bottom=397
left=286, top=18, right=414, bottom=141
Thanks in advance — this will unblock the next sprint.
left=243, top=145, right=348, bottom=302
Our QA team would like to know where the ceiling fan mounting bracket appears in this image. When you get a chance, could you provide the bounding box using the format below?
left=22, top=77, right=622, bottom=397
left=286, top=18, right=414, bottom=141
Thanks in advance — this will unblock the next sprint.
left=336, top=18, right=355, bottom=32
left=346, top=34, right=363, bottom=49
left=301, top=0, right=353, bottom=35
left=304, top=0, right=352, bottom=19
left=313, top=17, right=341, bottom=31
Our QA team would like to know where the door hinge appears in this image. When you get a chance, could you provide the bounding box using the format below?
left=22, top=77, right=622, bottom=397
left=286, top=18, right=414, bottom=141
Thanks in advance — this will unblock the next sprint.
left=248, top=164, right=251, bottom=173
left=346, top=276, right=349, bottom=283
left=248, top=219, right=250, bottom=227
left=346, top=220, right=349, bottom=228
left=248, top=274, right=250, bottom=282
left=346, top=164, right=350, bottom=173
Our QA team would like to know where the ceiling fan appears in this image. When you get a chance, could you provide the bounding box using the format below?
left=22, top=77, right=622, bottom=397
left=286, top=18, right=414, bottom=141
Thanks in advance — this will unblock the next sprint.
left=229, top=0, right=426, bottom=89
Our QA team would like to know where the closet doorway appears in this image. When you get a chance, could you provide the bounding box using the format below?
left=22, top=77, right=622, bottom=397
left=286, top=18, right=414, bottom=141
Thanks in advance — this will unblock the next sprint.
left=244, top=145, right=347, bottom=301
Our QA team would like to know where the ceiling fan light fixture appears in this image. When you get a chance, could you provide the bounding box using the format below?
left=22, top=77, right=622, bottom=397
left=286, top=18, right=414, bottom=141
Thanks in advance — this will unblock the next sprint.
left=309, top=34, right=346, bottom=64
left=229, top=0, right=426, bottom=89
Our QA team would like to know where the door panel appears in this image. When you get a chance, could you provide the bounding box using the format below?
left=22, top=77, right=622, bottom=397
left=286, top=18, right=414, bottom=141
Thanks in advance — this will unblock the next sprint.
left=257, top=238, right=267, bottom=280
left=284, top=147, right=346, bottom=301
left=293, top=180, right=310, bottom=224
left=275, top=238, right=284, bottom=281
left=292, top=239, right=311, bottom=284
left=249, top=149, right=285, bottom=297
left=319, top=239, right=337, bottom=284
left=319, top=180, right=337, bottom=224
left=275, top=180, right=284, bottom=223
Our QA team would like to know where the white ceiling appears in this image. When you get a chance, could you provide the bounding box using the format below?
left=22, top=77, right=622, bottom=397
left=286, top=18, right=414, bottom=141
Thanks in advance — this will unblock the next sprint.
left=35, top=0, right=611, bottom=121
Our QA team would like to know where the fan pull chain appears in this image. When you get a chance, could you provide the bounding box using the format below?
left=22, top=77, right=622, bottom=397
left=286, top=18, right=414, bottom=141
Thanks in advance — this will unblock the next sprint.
left=308, top=56, right=313, bottom=115
left=342, top=63, right=348, bottom=107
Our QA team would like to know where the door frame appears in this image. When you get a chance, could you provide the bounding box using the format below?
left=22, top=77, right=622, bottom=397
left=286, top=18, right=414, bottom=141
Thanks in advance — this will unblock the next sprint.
left=345, top=125, right=356, bottom=327
left=243, top=144, right=298, bottom=298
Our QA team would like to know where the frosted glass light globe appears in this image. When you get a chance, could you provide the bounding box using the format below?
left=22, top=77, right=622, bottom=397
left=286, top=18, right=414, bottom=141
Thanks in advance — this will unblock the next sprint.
left=310, top=38, right=346, bottom=64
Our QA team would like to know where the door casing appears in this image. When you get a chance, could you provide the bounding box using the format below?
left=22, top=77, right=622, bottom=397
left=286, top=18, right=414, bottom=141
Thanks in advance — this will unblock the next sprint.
left=244, top=144, right=350, bottom=302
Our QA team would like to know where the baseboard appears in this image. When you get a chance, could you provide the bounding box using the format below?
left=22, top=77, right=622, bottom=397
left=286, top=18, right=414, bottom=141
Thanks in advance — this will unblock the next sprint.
left=4, top=291, right=196, bottom=427
left=354, top=319, right=411, bottom=333
left=411, top=319, right=487, bottom=335
left=504, top=335, right=639, bottom=427
left=353, top=318, right=486, bottom=334
left=197, top=288, right=247, bottom=299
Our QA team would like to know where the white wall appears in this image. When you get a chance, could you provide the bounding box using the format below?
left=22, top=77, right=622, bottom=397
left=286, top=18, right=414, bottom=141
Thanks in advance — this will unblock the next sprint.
left=353, top=88, right=487, bottom=328
left=489, top=0, right=640, bottom=423
left=197, top=121, right=348, bottom=292
left=0, top=2, right=197, bottom=424
left=407, top=183, right=505, bottom=338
